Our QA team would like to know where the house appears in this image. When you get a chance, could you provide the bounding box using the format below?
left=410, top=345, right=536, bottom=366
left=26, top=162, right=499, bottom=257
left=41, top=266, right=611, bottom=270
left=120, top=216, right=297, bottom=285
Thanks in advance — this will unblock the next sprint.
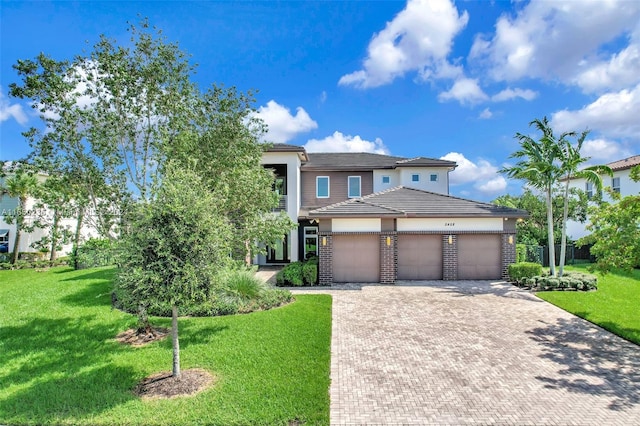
left=260, top=144, right=527, bottom=284
left=0, top=166, right=97, bottom=260
left=565, top=154, right=640, bottom=240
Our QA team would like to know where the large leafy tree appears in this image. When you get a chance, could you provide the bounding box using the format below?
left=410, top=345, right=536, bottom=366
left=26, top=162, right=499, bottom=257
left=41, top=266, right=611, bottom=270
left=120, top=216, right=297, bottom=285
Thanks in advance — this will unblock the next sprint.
left=493, top=189, right=589, bottom=247
left=0, top=165, right=39, bottom=264
left=117, top=164, right=233, bottom=378
left=556, top=132, right=612, bottom=276
left=579, top=166, right=640, bottom=273
left=501, top=117, right=568, bottom=276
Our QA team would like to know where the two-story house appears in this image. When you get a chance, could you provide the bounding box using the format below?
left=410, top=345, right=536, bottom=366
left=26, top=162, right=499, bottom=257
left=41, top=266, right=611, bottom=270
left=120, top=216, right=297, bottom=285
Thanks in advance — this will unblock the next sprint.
left=565, top=154, right=640, bottom=240
left=261, top=144, right=527, bottom=284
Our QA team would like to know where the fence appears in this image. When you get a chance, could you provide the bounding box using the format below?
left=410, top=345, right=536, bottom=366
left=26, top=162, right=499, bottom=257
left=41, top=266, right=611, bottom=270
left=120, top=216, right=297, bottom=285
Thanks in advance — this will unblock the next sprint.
left=538, top=244, right=594, bottom=267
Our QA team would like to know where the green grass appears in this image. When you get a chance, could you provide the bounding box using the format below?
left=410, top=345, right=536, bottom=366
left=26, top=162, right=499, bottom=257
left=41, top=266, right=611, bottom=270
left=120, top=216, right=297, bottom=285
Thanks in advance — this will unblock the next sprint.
left=0, top=266, right=331, bottom=425
left=537, top=264, right=640, bottom=345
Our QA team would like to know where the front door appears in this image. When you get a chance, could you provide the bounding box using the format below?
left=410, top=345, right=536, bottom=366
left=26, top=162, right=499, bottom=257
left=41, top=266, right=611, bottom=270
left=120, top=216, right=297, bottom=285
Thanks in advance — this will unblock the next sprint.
left=303, top=226, right=318, bottom=260
left=267, top=234, right=289, bottom=263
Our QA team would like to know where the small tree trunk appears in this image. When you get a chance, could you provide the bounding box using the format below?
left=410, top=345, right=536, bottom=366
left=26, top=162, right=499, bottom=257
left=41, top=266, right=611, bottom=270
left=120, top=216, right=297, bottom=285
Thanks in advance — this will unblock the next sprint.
left=49, top=209, right=60, bottom=263
left=11, top=198, right=26, bottom=264
left=172, top=304, right=181, bottom=379
left=558, top=180, right=571, bottom=277
left=245, top=240, right=251, bottom=267
left=546, top=187, right=556, bottom=277
left=72, top=208, right=85, bottom=269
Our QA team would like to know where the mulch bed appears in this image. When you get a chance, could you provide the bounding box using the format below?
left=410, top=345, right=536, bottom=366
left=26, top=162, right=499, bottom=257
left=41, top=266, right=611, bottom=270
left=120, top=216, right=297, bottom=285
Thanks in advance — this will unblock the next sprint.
left=134, top=368, right=215, bottom=399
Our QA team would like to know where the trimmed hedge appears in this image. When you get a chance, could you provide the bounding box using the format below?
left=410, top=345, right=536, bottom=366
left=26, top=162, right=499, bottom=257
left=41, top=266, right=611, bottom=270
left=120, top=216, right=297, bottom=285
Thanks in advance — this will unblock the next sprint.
left=510, top=271, right=597, bottom=292
left=508, top=262, right=543, bottom=284
left=276, top=259, right=319, bottom=286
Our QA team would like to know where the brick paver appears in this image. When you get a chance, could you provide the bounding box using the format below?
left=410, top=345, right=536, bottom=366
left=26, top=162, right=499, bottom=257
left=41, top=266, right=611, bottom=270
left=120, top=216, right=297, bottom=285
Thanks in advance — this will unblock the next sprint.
left=293, top=281, right=640, bottom=425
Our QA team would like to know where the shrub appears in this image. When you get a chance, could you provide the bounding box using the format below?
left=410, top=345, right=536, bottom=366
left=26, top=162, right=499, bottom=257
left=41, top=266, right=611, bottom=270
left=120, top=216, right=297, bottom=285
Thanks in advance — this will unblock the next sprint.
left=220, top=269, right=265, bottom=303
left=70, top=238, right=117, bottom=269
left=302, top=262, right=318, bottom=285
left=516, top=244, right=527, bottom=263
left=508, top=262, right=543, bottom=284
left=282, top=262, right=304, bottom=286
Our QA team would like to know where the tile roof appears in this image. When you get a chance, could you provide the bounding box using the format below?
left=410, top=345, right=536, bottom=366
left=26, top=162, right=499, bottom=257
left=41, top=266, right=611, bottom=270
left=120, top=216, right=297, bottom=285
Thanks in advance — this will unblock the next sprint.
left=309, top=186, right=528, bottom=218
left=301, top=153, right=456, bottom=171
left=607, top=155, right=640, bottom=171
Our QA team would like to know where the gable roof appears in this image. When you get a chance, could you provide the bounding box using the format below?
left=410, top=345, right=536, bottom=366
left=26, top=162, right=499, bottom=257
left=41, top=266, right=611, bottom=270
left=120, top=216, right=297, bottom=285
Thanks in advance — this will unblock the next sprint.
left=309, top=186, right=528, bottom=218
left=301, top=152, right=456, bottom=171
left=607, top=155, right=640, bottom=172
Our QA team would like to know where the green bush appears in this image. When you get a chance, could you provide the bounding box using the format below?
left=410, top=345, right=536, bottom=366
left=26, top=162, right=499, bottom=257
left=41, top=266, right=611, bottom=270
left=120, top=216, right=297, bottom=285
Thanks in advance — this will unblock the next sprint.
left=516, top=244, right=527, bottom=263
left=302, top=262, right=318, bottom=285
left=282, top=262, right=304, bottom=286
left=70, top=238, right=117, bottom=269
left=510, top=271, right=597, bottom=292
left=508, top=262, right=543, bottom=284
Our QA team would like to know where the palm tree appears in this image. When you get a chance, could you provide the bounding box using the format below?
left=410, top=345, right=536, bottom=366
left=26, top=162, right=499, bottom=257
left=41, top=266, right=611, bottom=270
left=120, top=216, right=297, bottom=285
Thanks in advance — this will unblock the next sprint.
left=557, top=131, right=612, bottom=276
left=501, top=117, right=569, bottom=277
left=2, top=171, right=38, bottom=264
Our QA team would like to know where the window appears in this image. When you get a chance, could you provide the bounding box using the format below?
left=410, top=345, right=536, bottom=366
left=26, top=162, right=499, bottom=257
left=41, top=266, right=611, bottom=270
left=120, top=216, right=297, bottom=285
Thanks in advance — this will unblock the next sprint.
left=304, top=227, right=318, bottom=259
left=348, top=176, right=361, bottom=198
left=430, top=174, right=438, bottom=182
left=585, top=182, right=593, bottom=199
left=382, top=175, right=390, bottom=184
left=612, top=177, right=620, bottom=194
left=316, top=176, right=330, bottom=198
left=0, top=229, right=8, bottom=253
left=411, top=174, right=420, bottom=182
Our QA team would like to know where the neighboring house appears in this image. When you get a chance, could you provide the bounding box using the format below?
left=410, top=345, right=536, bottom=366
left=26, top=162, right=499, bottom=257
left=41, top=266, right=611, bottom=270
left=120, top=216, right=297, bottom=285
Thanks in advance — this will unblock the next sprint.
left=0, top=169, right=97, bottom=259
left=260, top=144, right=527, bottom=284
left=565, top=155, right=640, bottom=240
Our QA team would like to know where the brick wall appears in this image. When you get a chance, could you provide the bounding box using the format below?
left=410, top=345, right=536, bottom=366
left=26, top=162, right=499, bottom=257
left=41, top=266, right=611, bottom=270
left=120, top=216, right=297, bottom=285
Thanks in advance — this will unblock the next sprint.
left=501, top=233, right=516, bottom=280
left=319, top=233, right=333, bottom=285
left=442, top=234, right=457, bottom=280
left=380, top=233, right=397, bottom=284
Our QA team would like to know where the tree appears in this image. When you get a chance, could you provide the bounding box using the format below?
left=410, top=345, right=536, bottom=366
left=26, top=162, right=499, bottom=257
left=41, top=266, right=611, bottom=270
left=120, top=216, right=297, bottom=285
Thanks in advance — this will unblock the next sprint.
left=556, top=132, right=612, bottom=276
left=579, top=165, right=640, bottom=274
left=0, top=166, right=39, bottom=264
left=493, top=189, right=589, bottom=247
left=116, top=164, right=233, bottom=378
left=501, top=117, right=568, bottom=276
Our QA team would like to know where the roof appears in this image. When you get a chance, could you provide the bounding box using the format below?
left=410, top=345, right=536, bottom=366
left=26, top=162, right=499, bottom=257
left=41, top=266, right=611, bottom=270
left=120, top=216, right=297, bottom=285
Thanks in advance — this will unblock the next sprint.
left=301, top=153, right=457, bottom=171
left=264, top=143, right=309, bottom=161
left=309, top=186, right=528, bottom=218
left=607, top=155, right=640, bottom=172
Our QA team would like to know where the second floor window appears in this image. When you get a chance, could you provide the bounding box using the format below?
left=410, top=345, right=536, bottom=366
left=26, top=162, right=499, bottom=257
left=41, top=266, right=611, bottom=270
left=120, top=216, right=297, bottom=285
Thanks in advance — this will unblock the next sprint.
left=612, top=177, right=620, bottom=193
left=430, top=174, right=438, bottom=182
left=382, top=175, right=390, bottom=184
left=412, top=174, right=420, bottom=182
left=316, top=176, right=330, bottom=198
left=585, top=182, right=593, bottom=199
left=348, top=176, right=361, bottom=198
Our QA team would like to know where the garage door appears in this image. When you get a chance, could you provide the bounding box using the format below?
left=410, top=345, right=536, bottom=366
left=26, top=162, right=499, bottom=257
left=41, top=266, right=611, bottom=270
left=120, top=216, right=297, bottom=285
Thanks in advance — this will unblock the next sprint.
left=457, top=234, right=502, bottom=280
left=333, top=235, right=380, bottom=283
left=397, top=234, right=442, bottom=280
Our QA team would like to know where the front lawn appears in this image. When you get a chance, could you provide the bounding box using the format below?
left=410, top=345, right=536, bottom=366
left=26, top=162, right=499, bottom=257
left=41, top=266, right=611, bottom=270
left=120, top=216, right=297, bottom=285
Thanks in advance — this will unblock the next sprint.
left=0, top=266, right=331, bottom=425
left=537, top=264, right=640, bottom=345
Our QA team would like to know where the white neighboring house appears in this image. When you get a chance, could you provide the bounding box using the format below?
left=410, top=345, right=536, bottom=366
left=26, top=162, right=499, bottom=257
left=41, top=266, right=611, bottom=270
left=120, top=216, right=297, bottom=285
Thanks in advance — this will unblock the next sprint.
left=0, top=169, right=98, bottom=259
left=565, top=155, right=640, bottom=240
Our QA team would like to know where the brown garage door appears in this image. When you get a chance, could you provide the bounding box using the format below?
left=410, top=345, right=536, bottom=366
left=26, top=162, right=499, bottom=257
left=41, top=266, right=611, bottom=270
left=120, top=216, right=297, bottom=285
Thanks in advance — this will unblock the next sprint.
left=333, top=235, right=380, bottom=283
left=397, top=234, right=442, bottom=280
left=457, top=234, right=502, bottom=280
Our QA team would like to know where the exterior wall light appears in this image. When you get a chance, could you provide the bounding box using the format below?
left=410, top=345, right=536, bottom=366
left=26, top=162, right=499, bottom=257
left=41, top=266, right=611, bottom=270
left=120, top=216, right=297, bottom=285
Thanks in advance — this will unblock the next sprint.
left=508, top=235, right=514, bottom=244
left=322, top=236, right=327, bottom=246
left=448, top=235, right=453, bottom=245
left=386, top=236, right=391, bottom=246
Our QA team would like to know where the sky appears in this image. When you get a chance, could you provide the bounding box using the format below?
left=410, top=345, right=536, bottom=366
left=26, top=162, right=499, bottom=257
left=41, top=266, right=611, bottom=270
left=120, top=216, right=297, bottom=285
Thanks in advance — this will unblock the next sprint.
left=1, top=0, right=639, bottom=201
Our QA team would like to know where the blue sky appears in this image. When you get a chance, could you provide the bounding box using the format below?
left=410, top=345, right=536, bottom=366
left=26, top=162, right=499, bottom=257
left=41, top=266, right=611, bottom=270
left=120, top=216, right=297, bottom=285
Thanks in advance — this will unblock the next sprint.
left=1, top=0, right=639, bottom=200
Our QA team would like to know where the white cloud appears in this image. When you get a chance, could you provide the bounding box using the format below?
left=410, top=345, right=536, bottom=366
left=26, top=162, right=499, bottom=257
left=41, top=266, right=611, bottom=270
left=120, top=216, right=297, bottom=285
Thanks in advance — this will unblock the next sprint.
left=255, top=100, right=318, bottom=144
left=551, top=83, right=640, bottom=138
left=438, top=78, right=488, bottom=104
left=574, top=42, right=640, bottom=94
left=580, top=139, right=632, bottom=164
left=320, top=91, right=327, bottom=103
left=478, top=108, right=493, bottom=119
left=338, top=0, right=468, bottom=88
left=441, top=152, right=507, bottom=195
left=0, top=88, right=28, bottom=125
left=491, top=87, right=538, bottom=102
left=470, top=0, right=640, bottom=92
left=305, top=131, right=389, bottom=154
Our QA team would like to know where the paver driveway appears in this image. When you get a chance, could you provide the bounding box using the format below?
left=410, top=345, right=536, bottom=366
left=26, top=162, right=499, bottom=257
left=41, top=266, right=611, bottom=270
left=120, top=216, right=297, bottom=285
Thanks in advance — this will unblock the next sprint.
left=294, top=281, right=640, bottom=425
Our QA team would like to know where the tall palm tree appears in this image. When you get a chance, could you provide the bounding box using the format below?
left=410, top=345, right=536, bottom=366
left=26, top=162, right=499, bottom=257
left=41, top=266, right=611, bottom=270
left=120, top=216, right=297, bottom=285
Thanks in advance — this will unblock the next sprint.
left=2, top=171, right=38, bottom=264
left=557, top=132, right=612, bottom=276
left=501, top=117, right=569, bottom=277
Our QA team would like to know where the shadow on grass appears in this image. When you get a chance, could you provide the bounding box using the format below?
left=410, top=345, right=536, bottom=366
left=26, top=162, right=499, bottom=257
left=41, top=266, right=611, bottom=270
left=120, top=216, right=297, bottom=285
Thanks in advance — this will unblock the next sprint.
left=0, top=316, right=137, bottom=422
left=527, top=316, right=640, bottom=411
left=60, top=269, right=116, bottom=308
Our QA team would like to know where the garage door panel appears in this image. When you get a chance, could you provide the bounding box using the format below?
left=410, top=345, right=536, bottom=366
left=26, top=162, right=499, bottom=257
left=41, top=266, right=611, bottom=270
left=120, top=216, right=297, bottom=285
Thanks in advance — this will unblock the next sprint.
left=333, top=235, right=380, bottom=283
left=458, top=235, right=501, bottom=280
left=397, top=235, right=442, bottom=280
